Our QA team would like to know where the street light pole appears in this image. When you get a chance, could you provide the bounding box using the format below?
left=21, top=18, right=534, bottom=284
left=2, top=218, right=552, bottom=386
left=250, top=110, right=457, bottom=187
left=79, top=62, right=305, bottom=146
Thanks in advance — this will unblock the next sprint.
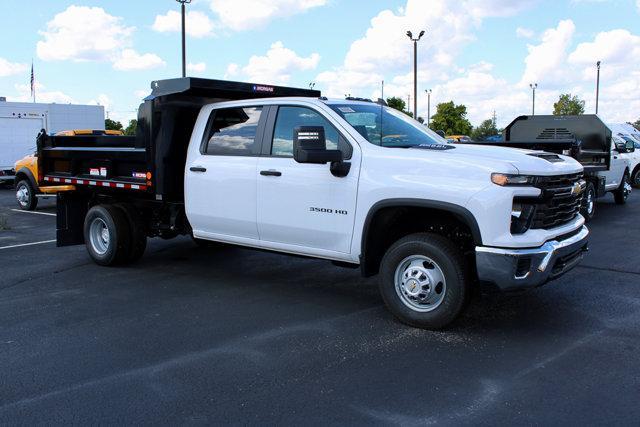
left=595, top=61, right=601, bottom=115
left=425, top=89, right=432, bottom=126
left=406, top=30, right=425, bottom=119
left=176, top=0, right=192, bottom=78
left=529, top=83, right=537, bottom=115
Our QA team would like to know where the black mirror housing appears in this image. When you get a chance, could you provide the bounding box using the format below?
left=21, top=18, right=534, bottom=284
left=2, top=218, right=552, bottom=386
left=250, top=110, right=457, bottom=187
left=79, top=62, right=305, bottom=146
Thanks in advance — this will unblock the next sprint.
left=293, top=126, right=342, bottom=164
left=436, top=130, right=446, bottom=138
left=615, top=142, right=629, bottom=153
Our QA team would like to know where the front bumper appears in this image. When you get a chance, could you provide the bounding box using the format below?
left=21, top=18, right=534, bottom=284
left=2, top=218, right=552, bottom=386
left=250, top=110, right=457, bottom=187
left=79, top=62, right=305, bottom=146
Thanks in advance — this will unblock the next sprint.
left=475, top=226, right=589, bottom=291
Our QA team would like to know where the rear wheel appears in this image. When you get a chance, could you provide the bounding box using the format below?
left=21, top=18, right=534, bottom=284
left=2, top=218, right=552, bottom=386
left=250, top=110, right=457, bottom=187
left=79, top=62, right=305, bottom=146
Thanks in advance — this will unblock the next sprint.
left=379, top=232, right=469, bottom=330
left=84, top=205, right=131, bottom=266
left=614, top=170, right=631, bottom=205
left=15, top=179, right=37, bottom=211
left=580, top=181, right=596, bottom=222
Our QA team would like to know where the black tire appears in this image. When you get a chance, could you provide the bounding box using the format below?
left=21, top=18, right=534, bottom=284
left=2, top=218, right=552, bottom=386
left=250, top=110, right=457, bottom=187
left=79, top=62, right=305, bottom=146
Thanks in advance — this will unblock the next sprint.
left=632, top=166, right=640, bottom=189
left=580, top=181, right=596, bottom=222
left=614, top=170, right=631, bottom=205
left=114, top=203, right=147, bottom=263
left=379, top=232, right=469, bottom=330
left=83, top=204, right=131, bottom=266
left=15, top=179, right=38, bottom=211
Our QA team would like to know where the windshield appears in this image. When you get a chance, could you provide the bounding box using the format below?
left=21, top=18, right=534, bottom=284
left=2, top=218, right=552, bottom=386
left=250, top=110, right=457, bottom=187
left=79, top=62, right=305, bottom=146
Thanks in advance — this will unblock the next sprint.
left=329, top=103, right=446, bottom=148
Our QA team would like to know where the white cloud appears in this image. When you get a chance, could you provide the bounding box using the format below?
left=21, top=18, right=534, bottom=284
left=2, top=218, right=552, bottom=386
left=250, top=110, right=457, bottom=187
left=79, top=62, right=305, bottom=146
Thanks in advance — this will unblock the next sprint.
left=187, top=62, right=207, bottom=74
left=519, top=19, right=575, bottom=87
left=209, top=0, right=327, bottom=31
left=229, top=41, right=319, bottom=84
left=112, top=49, right=165, bottom=71
left=152, top=10, right=214, bottom=38
left=37, top=6, right=133, bottom=62
left=37, top=5, right=164, bottom=71
left=0, top=58, right=28, bottom=77
left=516, top=27, right=535, bottom=38
left=88, top=94, right=113, bottom=111
left=8, top=82, right=75, bottom=104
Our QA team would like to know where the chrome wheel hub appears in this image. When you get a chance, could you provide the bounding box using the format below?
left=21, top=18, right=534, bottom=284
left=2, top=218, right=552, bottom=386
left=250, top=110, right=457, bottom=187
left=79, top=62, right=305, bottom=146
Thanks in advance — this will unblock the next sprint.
left=394, top=255, right=446, bottom=312
left=89, top=218, right=110, bottom=255
left=586, top=191, right=594, bottom=214
left=16, top=185, right=29, bottom=206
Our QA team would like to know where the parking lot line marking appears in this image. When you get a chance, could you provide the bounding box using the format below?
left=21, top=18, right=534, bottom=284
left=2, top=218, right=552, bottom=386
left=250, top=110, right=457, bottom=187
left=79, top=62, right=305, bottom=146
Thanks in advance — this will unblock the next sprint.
left=10, top=209, right=56, bottom=217
left=0, top=240, right=56, bottom=250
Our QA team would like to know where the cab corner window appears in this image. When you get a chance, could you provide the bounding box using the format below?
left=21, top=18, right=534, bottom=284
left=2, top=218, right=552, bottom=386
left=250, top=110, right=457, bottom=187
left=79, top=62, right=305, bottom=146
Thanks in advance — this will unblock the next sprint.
left=203, top=106, right=263, bottom=156
left=271, top=106, right=352, bottom=159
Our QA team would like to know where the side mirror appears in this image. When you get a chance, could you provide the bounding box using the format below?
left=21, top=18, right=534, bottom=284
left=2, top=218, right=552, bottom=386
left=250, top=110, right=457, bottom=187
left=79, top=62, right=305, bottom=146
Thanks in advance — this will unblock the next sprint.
left=436, top=130, right=446, bottom=138
left=626, top=140, right=635, bottom=153
left=615, top=141, right=628, bottom=153
left=293, top=126, right=342, bottom=164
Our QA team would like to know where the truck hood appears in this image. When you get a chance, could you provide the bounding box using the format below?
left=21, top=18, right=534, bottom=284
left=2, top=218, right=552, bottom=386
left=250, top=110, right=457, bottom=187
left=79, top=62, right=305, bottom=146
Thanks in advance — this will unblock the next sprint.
left=406, top=143, right=583, bottom=175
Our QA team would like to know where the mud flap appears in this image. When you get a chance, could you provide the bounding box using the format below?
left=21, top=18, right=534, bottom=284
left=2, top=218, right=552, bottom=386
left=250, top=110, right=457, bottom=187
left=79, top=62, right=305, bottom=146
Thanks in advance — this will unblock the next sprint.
left=56, top=192, right=88, bottom=246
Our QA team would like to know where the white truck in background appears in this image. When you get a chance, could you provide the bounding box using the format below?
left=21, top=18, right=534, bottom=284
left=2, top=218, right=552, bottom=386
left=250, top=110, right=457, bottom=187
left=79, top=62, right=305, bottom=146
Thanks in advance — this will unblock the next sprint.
left=0, top=100, right=104, bottom=182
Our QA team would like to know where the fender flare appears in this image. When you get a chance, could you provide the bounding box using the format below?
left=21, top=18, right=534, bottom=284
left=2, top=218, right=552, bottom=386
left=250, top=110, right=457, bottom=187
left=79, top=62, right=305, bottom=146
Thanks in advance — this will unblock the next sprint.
left=360, top=198, right=483, bottom=257
left=14, top=167, right=39, bottom=192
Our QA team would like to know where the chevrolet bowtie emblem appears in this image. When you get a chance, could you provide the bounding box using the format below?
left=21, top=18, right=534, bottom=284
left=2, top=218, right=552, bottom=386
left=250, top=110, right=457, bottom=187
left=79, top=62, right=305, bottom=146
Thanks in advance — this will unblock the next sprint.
left=571, top=182, right=583, bottom=196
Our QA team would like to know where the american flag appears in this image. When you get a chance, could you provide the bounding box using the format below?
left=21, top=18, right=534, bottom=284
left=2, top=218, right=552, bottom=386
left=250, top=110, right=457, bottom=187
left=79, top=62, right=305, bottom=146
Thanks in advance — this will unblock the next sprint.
left=30, top=62, right=35, bottom=103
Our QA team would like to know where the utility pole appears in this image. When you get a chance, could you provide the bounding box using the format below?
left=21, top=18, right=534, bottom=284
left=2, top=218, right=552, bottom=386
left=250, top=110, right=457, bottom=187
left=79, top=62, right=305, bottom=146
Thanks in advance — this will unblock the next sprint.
left=381, top=80, right=384, bottom=101
left=595, top=61, right=601, bottom=115
left=407, top=94, right=411, bottom=114
left=425, top=89, right=432, bottom=126
left=529, top=83, right=537, bottom=115
left=492, top=110, right=497, bottom=127
left=176, top=0, right=191, bottom=77
left=406, top=30, right=425, bottom=118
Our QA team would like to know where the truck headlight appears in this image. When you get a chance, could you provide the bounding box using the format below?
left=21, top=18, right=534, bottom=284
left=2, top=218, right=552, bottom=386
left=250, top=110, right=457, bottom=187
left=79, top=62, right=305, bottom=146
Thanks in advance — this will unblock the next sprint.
left=511, top=201, right=536, bottom=234
left=491, top=173, right=537, bottom=186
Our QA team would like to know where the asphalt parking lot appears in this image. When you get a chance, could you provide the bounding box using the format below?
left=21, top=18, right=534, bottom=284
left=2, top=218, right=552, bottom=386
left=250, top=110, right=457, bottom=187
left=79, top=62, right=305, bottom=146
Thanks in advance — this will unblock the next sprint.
left=0, top=187, right=639, bottom=425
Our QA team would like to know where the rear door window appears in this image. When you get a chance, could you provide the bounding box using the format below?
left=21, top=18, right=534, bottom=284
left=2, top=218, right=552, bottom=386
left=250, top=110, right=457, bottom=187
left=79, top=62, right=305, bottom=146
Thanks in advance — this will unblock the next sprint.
left=202, top=107, right=263, bottom=156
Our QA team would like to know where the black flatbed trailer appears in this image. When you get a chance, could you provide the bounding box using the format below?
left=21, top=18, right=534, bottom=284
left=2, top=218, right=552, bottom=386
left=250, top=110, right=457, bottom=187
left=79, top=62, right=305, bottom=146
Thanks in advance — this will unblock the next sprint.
left=37, top=77, right=320, bottom=245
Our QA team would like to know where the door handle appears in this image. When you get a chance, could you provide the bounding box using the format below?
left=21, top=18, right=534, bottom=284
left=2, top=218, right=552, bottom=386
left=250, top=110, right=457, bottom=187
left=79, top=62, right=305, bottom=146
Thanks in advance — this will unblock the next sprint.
left=260, top=170, right=282, bottom=177
left=190, top=166, right=207, bottom=172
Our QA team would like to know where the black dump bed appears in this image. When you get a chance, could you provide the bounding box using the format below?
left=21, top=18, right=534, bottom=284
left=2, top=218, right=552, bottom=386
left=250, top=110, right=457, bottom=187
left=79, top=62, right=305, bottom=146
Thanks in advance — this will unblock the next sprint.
left=38, top=78, right=320, bottom=202
left=495, top=115, right=612, bottom=172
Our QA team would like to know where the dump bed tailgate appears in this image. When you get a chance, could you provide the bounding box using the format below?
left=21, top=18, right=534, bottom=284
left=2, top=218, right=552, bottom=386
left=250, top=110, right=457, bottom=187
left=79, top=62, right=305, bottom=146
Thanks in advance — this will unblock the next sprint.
left=37, top=132, right=152, bottom=193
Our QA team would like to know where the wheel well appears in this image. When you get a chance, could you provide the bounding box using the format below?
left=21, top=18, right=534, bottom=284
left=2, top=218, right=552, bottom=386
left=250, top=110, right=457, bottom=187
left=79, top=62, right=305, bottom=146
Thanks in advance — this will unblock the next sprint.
left=361, top=204, right=479, bottom=277
left=14, top=168, right=37, bottom=191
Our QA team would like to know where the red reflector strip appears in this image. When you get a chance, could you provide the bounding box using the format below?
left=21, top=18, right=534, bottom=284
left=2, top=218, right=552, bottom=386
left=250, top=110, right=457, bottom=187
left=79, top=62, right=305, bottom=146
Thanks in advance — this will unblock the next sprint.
left=43, top=176, right=148, bottom=191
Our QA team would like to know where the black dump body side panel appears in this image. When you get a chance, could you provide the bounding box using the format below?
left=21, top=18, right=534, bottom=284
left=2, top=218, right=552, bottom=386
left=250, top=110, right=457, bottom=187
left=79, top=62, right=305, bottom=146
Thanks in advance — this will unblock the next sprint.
left=38, top=77, right=321, bottom=202
left=499, top=115, right=611, bottom=171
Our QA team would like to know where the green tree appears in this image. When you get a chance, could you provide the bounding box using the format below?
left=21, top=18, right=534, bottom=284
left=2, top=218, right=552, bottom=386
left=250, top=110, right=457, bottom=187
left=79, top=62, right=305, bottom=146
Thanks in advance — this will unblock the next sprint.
left=428, top=101, right=472, bottom=135
left=553, top=93, right=585, bottom=116
left=105, top=118, right=123, bottom=132
left=471, top=118, right=499, bottom=141
left=124, top=119, right=137, bottom=136
left=386, top=96, right=406, bottom=112
left=632, top=118, right=640, bottom=131
left=386, top=96, right=413, bottom=117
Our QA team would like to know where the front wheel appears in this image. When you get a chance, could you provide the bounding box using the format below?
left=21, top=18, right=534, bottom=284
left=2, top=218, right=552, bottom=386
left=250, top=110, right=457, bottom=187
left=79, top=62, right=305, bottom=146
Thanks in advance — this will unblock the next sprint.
left=15, top=179, right=38, bottom=210
left=379, top=232, right=469, bottom=330
left=614, top=170, right=631, bottom=205
left=580, top=181, right=596, bottom=222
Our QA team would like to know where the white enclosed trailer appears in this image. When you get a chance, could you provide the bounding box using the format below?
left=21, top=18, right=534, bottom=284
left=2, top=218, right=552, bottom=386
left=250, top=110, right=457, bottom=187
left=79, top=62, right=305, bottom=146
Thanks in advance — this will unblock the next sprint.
left=0, top=100, right=104, bottom=181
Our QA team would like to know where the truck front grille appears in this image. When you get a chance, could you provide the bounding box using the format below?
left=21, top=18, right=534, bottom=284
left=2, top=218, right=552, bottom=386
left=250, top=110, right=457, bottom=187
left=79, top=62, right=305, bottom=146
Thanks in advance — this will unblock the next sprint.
left=530, top=173, right=584, bottom=230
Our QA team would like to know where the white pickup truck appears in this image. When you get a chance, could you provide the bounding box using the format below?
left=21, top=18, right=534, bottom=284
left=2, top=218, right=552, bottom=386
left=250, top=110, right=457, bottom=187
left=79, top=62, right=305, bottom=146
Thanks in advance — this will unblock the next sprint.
left=39, top=78, right=589, bottom=329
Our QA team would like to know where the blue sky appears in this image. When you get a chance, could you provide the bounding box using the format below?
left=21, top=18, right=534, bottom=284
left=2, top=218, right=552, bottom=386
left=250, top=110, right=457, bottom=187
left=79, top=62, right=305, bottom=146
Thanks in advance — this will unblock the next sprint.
left=1, top=0, right=638, bottom=127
